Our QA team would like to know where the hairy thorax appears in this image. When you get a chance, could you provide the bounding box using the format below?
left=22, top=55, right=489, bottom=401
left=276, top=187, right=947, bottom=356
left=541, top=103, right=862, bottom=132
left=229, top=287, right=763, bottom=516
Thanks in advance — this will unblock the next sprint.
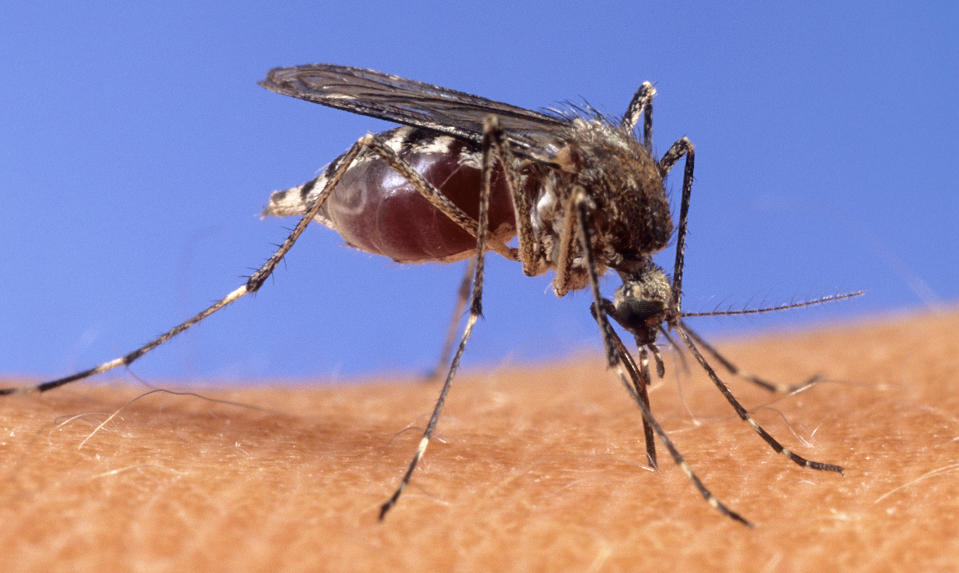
left=531, top=119, right=673, bottom=285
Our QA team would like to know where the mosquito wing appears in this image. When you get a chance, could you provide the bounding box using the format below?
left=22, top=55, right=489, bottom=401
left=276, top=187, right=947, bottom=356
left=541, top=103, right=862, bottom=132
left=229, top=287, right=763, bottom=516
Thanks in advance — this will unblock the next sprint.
left=259, top=64, right=569, bottom=154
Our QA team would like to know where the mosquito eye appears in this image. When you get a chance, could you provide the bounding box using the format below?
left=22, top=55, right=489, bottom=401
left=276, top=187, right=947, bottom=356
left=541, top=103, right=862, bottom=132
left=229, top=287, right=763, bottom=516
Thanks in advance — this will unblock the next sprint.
left=614, top=299, right=665, bottom=330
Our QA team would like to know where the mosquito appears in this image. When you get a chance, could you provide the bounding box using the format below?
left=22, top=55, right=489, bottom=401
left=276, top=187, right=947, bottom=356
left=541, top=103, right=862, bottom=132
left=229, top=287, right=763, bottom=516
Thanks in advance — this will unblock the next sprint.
left=2, top=64, right=860, bottom=527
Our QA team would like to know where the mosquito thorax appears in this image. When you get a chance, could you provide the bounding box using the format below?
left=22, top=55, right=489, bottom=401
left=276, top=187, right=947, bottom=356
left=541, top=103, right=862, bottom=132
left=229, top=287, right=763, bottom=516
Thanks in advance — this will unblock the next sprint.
left=609, top=261, right=674, bottom=345
left=563, top=119, right=673, bottom=259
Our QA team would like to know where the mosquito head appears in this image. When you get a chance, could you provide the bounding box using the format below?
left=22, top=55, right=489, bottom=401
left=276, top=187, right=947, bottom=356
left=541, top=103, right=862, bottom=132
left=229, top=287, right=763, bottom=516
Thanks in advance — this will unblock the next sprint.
left=609, top=259, right=674, bottom=347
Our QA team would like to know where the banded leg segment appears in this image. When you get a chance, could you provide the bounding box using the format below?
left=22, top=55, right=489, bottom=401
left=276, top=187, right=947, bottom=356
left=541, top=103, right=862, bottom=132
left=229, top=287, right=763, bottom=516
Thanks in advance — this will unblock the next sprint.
left=550, top=189, right=587, bottom=299
left=658, top=137, right=695, bottom=314
left=621, top=345, right=657, bottom=469
left=572, top=192, right=620, bottom=368
left=681, top=323, right=818, bottom=394
left=379, top=116, right=501, bottom=520
left=675, top=325, right=844, bottom=474
left=425, top=259, right=475, bottom=381
left=603, top=324, right=751, bottom=526
left=621, top=81, right=656, bottom=151
left=615, top=359, right=753, bottom=527
left=351, top=134, right=518, bottom=262
left=481, top=116, right=546, bottom=277
left=1, top=128, right=527, bottom=397
left=0, top=135, right=374, bottom=396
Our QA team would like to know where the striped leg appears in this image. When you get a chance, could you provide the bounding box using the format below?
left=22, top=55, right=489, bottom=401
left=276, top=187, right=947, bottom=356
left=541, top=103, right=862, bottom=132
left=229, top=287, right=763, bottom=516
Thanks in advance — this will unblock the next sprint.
left=378, top=116, right=500, bottom=520
left=424, top=259, right=475, bottom=382
left=0, top=134, right=375, bottom=396
left=675, top=323, right=844, bottom=474
left=604, top=321, right=752, bottom=526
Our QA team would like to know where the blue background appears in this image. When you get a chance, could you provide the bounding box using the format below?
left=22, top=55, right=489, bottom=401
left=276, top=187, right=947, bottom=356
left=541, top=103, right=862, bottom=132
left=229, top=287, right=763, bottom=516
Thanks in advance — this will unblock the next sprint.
left=3, top=2, right=955, bottom=384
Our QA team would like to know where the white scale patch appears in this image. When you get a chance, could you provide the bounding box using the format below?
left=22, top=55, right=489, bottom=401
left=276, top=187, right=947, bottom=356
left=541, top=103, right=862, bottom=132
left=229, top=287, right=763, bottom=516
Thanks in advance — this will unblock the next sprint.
left=262, top=127, right=472, bottom=223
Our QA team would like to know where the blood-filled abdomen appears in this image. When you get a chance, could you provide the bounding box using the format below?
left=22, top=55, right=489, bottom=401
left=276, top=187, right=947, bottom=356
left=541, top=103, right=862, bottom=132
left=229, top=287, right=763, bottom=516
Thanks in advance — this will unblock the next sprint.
left=263, top=127, right=531, bottom=263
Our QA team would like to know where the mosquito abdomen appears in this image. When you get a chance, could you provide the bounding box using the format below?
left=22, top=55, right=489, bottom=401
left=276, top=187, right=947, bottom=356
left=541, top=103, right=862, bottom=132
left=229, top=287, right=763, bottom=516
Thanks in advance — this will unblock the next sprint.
left=264, top=127, right=529, bottom=263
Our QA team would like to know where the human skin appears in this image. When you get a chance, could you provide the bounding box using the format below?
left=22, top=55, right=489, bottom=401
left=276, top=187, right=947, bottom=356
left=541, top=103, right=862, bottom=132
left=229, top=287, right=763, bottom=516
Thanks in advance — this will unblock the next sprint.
left=1, top=309, right=956, bottom=572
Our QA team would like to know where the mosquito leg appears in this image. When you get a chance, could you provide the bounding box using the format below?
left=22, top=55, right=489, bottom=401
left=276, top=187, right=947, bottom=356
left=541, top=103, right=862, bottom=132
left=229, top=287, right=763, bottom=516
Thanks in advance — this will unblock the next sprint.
left=681, top=322, right=819, bottom=393
left=603, top=326, right=657, bottom=468
left=674, top=325, right=844, bottom=474
left=658, top=137, right=695, bottom=314
left=378, top=309, right=480, bottom=521
left=551, top=190, right=585, bottom=299
left=379, top=117, right=500, bottom=520
left=609, top=360, right=752, bottom=526
left=359, top=135, right=518, bottom=262
left=481, top=117, right=545, bottom=276
left=424, top=259, right=475, bottom=381
left=571, top=192, right=620, bottom=368
left=596, top=294, right=750, bottom=525
left=0, top=135, right=375, bottom=396
left=621, top=81, right=656, bottom=151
